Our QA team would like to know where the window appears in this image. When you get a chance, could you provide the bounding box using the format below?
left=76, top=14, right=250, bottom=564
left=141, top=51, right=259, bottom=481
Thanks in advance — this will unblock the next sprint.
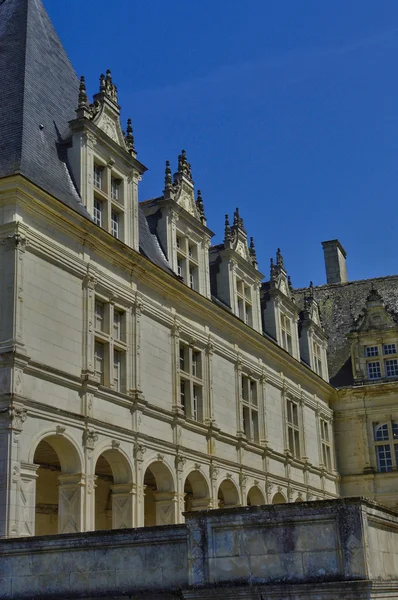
left=113, top=350, right=122, bottom=391
left=94, top=300, right=105, bottom=332
left=111, top=178, right=120, bottom=202
left=175, top=233, right=199, bottom=290
left=113, top=310, right=123, bottom=341
left=241, top=375, right=259, bottom=442
left=177, top=258, right=183, bottom=278
left=313, top=341, right=323, bottom=377
left=94, top=198, right=103, bottom=227
left=94, top=342, right=104, bottom=384
left=320, top=419, right=332, bottom=469
left=286, top=399, right=300, bottom=457
left=281, top=313, right=293, bottom=354
left=111, top=211, right=119, bottom=239
left=365, top=346, right=379, bottom=357
left=179, top=343, right=203, bottom=421
left=94, top=164, right=103, bottom=189
left=374, top=421, right=398, bottom=472
left=93, top=298, right=127, bottom=391
left=367, top=361, right=381, bottom=380
left=236, top=280, right=253, bottom=327
left=384, top=343, right=397, bottom=355
left=385, top=359, right=398, bottom=378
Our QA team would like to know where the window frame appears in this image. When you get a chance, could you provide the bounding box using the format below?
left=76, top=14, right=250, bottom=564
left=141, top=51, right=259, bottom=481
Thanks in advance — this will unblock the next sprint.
left=241, top=374, right=259, bottom=443
left=373, top=421, right=398, bottom=473
left=286, top=398, right=301, bottom=458
left=178, top=342, right=204, bottom=422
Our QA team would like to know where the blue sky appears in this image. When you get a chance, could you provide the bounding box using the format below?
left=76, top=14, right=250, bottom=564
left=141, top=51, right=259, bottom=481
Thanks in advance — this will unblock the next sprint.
left=45, top=1, right=398, bottom=287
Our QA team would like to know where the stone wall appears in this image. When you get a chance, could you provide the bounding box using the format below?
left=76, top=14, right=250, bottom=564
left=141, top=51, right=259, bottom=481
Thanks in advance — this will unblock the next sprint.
left=0, top=498, right=398, bottom=599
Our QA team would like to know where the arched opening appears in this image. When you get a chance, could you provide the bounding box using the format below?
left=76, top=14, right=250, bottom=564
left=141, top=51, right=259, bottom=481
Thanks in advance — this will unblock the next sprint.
left=33, top=435, right=82, bottom=536
left=94, top=449, right=133, bottom=530
left=218, top=479, right=240, bottom=508
left=144, top=461, right=175, bottom=526
left=272, top=492, right=286, bottom=505
left=184, top=471, right=210, bottom=513
left=247, top=486, right=265, bottom=506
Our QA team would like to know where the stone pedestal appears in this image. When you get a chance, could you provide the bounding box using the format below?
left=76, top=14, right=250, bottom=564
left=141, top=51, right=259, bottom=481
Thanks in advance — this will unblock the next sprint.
left=111, top=483, right=135, bottom=529
left=58, top=474, right=84, bottom=534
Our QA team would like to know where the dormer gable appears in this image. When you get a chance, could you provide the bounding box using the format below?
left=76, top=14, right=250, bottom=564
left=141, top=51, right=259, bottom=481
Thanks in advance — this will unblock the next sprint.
left=261, top=249, right=300, bottom=359
left=349, top=287, right=398, bottom=384
left=209, top=210, right=263, bottom=332
left=68, top=71, right=147, bottom=251
left=298, top=283, right=329, bottom=380
left=140, top=152, right=214, bottom=298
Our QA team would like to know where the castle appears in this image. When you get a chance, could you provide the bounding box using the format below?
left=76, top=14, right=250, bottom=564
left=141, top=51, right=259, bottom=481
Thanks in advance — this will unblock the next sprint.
left=0, top=0, right=397, bottom=546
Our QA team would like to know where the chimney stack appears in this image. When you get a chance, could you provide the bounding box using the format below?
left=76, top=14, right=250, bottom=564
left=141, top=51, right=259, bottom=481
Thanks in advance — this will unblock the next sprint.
left=322, top=240, right=348, bottom=284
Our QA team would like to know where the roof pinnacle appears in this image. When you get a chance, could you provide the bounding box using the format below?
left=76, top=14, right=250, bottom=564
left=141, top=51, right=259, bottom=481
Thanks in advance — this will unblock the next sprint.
left=164, top=160, right=173, bottom=190
left=125, top=118, right=135, bottom=154
left=224, top=214, right=232, bottom=242
left=196, top=189, right=205, bottom=220
left=78, top=76, right=88, bottom=108
left=177, top=149, right=192, bottom=180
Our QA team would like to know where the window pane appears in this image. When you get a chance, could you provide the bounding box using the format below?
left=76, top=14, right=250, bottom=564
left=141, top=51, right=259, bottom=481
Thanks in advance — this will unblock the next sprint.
left=94, top=165, right=102, bottom=189
left=94, top=198, right=102, bottom=226
left=95, top=301, right=104, bottom=331
left=374, top=423, right=389, bottom=441
left=113, top=351, right=121, bottom=391
left=193, top=385, right=202, bottom=422
left=385, top=359, right=398, bottom=378
left=180, top=380, right=186, bottom=411
left=113, top=311, right=122, bottom=340
left=367, top=361, right=381, bottom=379
left=252, top=411, right=259, bottom=443
left=192, top=351, right=201, bottom=378
left=383, top=343, right=397, bottom=355
left=179, top=345, right=186, bottom=372
left=365, top=346, right=379, bottom=357
left=111, top=178, right=120, bottom=202
left=393, top=422, right=398, bottom=440
left=111, top=211, right=119, bottom=238
left=243, top=406, right=250, bottom=438
left=376, top=445, right=393, bottom=472
left=94, top=342, right=104, bottom=384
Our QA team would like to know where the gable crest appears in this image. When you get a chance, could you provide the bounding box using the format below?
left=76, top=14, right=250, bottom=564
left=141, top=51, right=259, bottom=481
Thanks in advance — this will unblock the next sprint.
left=76, top=72, right=136, bottom=156
left=353, top=288, right=398, bottom=333
left=224, top=209, right=257, bottom=268
left=163, top=151, right=207, bottom=225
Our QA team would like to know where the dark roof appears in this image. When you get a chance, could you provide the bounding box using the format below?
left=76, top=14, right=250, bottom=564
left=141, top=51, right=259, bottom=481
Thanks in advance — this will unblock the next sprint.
left=294, top=276, right=398, bottom=387
left=138, top=207, right=174, bottom=274
left=0, top=0, right=88, bottom=216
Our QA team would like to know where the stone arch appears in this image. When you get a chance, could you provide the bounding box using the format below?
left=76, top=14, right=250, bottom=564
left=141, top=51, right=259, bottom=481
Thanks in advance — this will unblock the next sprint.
left=29, top=430, right=82, bottom=474
left=272, top=491, right=286, bottom=505
left=184, top=470, right=211, bottom=512
left=247, top=485, right=265, bottom=506
left=94, top=448, right=134, bottom=531
left=33, top=433, right=83, bottom=536
left=218, top=479, right=240, bottom=508
left=144, top=460, right=176, bottom=526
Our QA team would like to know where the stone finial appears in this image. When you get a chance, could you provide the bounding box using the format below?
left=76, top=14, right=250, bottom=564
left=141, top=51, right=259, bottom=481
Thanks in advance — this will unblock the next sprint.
left=100, top=69, right=118, bottom=103
left=164, top=160, right=173, bottom=190
left=276, top=248, right=284, bottom=268
left=309, top=281, right=314, bottom=297
left=177, top=149, right=192, bottom=179
left=224, top=214, right=232, bottom=242
left=288, top=275, right=293, bottom=292
left=233, top=207, right=245, bottom=230
left=196, top=189, right=205, bottom=220
left=125, top=118, right=135, bottom=153
left=78, top=76, right=88, bottom=108
left=249, top=237, right=257, bottom=259
left=270, top=257, right=275, bottom=280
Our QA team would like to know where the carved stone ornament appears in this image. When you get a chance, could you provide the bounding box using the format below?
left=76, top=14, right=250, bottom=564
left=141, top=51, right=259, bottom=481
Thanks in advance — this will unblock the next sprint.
left=83, top=429, right=98, bottom=451
left=9, top=406, right=27, bottom=432
left=56, top=425, right=66, bottom=436
left=175, top=455, right=186, bottom=473
left=111, top=440, right=120, bottom=450
left=2, top=233, right=28, bottom=252
left=157, top=453, right=165, bottom=462
left=210, top=464, right=219, bottom=481
left=135, top=443, right=147, bottom=462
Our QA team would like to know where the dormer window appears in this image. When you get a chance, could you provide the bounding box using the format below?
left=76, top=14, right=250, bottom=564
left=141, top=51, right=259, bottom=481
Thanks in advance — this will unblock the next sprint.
left=94, top=198, right=103, bottom=227
left=111, top=177, right=121, bottom=202
left=281, top=313, right=293, bottom=354
left=367, top=361, right=381, bottom=380
left=313, top=341, right=323, bottom=376
left=94, top=164, right=103, bottom=190
left=365, top=346, right=379, bottom=357
left=176, top=234, right=199, bottom=290
left=384, top=343, right=397, bottom=355
left=111, top=210, right=120, bottom=239
left=237, top=280, right=253, bottom=327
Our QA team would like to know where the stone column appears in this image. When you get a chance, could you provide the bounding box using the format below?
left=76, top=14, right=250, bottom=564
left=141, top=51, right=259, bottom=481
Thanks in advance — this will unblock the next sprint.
left=111, top=483, right=135, bottom=529
left=58, top=474, right=84, bottom=534
left=154, top=491, right=177, bottom=525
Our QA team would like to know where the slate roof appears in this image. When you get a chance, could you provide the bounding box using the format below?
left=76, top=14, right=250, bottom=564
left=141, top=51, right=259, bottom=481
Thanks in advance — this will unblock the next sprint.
left=0, top=0, right=171, bottom=272
left=294, top=276, right=398, bottom=387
